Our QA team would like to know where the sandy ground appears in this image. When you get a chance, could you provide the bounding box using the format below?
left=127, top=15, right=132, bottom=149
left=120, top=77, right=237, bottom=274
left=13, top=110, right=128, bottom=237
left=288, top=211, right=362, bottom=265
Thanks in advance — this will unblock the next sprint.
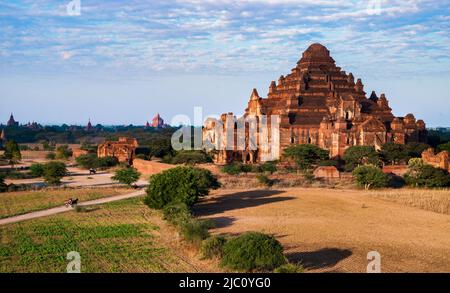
left=0, top=189, right=145, bottom=226
left=5, top=167, right=149, bottom=188
left=195, top=188, right=450, bottom=273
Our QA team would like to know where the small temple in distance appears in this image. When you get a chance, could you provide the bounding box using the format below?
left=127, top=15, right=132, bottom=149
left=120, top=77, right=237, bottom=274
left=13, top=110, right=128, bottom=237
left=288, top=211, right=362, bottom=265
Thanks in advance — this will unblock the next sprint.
left=203, top=43, right=428, bottom=164
left=86, top=119, right=94, bottom=131
left=146, top=113, right=168, bottom=129
left=97, top=137, right=139, bottom=165
left=7, top=113, right=19, bottom=127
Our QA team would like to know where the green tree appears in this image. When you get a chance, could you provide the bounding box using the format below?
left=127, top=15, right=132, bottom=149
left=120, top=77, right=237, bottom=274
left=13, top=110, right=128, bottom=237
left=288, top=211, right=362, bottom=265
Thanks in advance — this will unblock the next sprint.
left=112, top=167, right=141, bottom=187
left=404, top=159, right=450, bottom=188
left=3, top=140, right=22, bottom=167
left=380, top=142, right=408, bottom=165
left=260, top=161, right=278, bottom=174
left=343, top=146, right=379, bottom=171
left=0, top=174, right=8, bottom=193
left=55, top=145, right=73, bottom=160
left=221, top=232, right=287, bottom=271
left=353, top=165, right=389, bottom=189
left=29, top=163, right=45, bottom=177
left=42, top=141, right=56, bottom=151
left=284, top=144, right=329, bottom=174
left=46, top=152, right=56, bottom=160
left=76, top=154, right=98, bottom=169
left=405, top=142, right=430, bottom=159
left=43, top=161, right=67, bottom=185
left=148, top=138, right=173, bottom=160
left=437, top=142, right=450, bottom=153
left=96, top=156, right=119, bottom=169
left=144, top=166, right=220, bottom=209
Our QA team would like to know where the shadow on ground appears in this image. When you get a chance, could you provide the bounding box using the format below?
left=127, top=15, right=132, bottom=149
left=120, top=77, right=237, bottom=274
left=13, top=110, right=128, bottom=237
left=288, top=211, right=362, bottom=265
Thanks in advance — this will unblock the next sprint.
left=206, top=216, right=237, bottom=228
left=287, top=248, right=353, bottom=270
left=194, top=190, right=294, bottom=216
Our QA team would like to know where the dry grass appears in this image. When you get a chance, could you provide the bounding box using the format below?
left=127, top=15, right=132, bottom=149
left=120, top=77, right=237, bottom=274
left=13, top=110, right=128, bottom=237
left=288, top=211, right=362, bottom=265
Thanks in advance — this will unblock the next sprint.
left=367, top=188, right=450, bottom=215
left=0, top=188, right=129, bottom=219
left=196, top=187, right=450, bottom=273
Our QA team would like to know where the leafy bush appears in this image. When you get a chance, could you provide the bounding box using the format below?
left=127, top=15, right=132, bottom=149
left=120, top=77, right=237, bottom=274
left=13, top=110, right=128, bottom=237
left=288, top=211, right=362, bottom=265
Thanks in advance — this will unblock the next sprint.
left=162, top=202, right=192, bottom=226
left=256, top=174, right=273, bottom=187
left=46, top=152, right=56, bottom=160
left=353, top=165, right=389, bottom=189
left=260, top=162, right=277, bottom=173
left=318, top=160, right=339, bottom=167
left=42, top=141, right=56, bottom=151
left=274, top=263, right=305, bottom=273
left=221, top=163, right=243, bottom=175
left=380, top=142, right=408, bottom=165
left=144, top=166, right=220, bottom=209
left=180, top=219, right=214, bottom=246
left=343, top=146, right=379, bottom=171
left=29, top=163, right=45, bottom=177
left=437, top=142, right=450, bottom=153
left=111, top=167, right=141, bottom=187
left=55, top=145, right=73, bottom=160
left=169, top=150, right=212, bottom=165
left=405, top=142, right=430, bottom=159
left=3, top=140, right=22, bottom=166
left=221, top=163, right=258, bottom=175
left=76, top=154, right=118, bottom=170
left=201, top=236, right=227, bottom=259
left=96, top=156, right=119, bottom=169
left=43, top=161, right=67, bottom=185
left=284, top=144, right=329, bottom=173
left=221, top=232, right=287, bottom=271
left=405, top=162, right=450, bottom=188
left=76, top=154, right=98, bottom=169
left=0, top=174, right=7, bottom=193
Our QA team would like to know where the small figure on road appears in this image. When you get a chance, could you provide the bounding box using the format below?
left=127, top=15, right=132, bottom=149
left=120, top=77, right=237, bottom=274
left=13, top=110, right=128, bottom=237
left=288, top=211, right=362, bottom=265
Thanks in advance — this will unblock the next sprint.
left=65, top=198, right=79, bottom=208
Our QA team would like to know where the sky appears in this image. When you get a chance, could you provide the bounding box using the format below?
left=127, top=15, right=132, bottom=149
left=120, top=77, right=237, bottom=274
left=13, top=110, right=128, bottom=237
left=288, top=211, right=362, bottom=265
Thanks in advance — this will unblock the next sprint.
left=0, top=0, right=449, bottom=126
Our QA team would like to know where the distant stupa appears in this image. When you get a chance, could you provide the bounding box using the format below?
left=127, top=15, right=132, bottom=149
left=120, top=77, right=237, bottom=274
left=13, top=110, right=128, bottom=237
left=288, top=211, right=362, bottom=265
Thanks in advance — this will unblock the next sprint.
left=86, top=118, right=94, bottom=131
left=7, top=113, right=19, bottom=127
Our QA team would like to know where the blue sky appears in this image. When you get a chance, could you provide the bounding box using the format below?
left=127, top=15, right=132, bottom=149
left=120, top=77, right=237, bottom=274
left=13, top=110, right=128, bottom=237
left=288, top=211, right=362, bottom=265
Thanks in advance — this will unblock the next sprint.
left=0, top=0, right=449, bottom=126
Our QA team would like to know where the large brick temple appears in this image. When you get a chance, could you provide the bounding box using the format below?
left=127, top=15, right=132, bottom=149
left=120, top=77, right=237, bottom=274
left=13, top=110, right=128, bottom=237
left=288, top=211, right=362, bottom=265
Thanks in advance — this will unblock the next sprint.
left=203, top=43, right=427, bottom=164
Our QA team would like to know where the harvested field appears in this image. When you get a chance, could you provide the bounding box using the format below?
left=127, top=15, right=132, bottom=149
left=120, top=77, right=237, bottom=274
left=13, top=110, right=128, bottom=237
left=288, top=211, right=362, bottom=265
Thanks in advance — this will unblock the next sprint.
left=367, top=189, right=450, bottom=215
left=195, top=187, right=450, bottom=273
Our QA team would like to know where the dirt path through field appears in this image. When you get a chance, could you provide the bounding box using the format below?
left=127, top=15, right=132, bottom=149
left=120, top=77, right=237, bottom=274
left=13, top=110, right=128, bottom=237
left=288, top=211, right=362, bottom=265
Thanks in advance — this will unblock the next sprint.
left=0, top=190, right=145, bottom=226
left=195, top=188, right=450, bottom=273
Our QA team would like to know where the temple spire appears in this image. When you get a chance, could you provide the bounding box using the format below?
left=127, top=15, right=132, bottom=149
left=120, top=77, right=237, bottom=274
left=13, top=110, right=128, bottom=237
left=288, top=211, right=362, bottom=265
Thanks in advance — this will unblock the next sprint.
left=250, top=88, right=260, bottom=100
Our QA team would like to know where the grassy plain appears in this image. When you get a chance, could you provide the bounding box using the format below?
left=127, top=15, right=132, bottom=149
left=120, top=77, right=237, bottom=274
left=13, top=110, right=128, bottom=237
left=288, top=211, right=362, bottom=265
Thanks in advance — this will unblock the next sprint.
left=0, top=197, right=219, bottom=272
left=0, top=188, right=129, bottom=219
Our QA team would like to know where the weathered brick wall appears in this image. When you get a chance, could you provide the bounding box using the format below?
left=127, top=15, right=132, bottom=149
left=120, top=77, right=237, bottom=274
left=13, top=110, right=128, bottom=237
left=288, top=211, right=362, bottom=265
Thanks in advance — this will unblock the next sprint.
left=313, top=166, right=340, bottom=179
left=382, top=165, right=408, bottom=176
left=422, top=148, right=450, bottom=172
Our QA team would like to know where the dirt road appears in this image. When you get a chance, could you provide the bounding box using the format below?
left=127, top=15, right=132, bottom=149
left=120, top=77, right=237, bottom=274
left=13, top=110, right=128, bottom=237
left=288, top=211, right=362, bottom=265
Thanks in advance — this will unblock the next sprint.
left=0, top=190, right=145, bottom=226
left=5, top=167, right=149, bottom=188
left=195, top=188, right=450, bottom=273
